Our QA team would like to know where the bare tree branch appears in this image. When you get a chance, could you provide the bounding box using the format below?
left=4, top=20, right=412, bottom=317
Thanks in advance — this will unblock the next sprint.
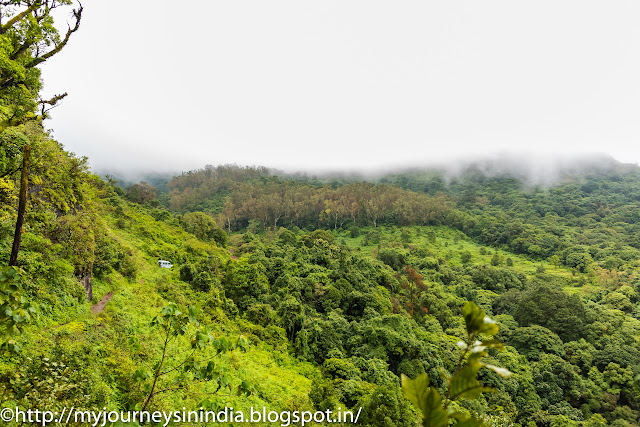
left=38, top=92, right=67, bottom=116
left=151, top=379, right=217, bottom=398
left=159, top=349, right=196, bottom=377
left=0, top=1, right=41, bottom=35
left=25, top=2, right=83, bottom=69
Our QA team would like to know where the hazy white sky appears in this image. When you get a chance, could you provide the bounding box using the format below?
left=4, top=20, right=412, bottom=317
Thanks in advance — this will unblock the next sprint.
left=40, top=1, right=640, bottom=174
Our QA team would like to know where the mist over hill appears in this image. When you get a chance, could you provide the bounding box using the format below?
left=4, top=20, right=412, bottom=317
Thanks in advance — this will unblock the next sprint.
left=101, top=152, right=639, bottom=195
left=380, top=152, right=635, bottom=186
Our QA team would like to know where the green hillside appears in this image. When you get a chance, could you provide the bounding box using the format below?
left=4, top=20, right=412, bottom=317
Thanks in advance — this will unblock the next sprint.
left=2, top=129, right=640, bottom=425
left=151, top=162, right=640, bottom=426
left=1, top=130, right=324, bottom=425
left=0, top=3, right=639, bottom=424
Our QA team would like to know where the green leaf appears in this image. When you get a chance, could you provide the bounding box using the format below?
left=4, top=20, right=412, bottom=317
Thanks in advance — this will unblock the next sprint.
left=401, top=374, right=449, bottom=427
left=437, top=366, right=449, bottom=381
left=421, top=388, right=449, bottom=427
left=462, top=302, right=501, bottom=337
left=199, top=399, right=218, bottom=411
left=462, top=302, right=485, bottom=336
left=450, top=363, right=493, bottom=401
left=221, top=374, right=231, bottom=387
left=450, top=410, right=485, bottom=426
left=128, top=336, right=141, bottom=351
left=401, top=373, right=430, bottom=414
left=237, top=335, right=249, bottom=351
left=454, top=418, right=485, bottom=427
left=478, top=317, right=499, bottom=336
left=238, top=379, right=253, bottom=396
left=477, top=339, right=503, bottom=350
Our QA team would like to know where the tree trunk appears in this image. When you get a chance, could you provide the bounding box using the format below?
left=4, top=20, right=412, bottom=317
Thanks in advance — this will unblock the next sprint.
left=81, top=266, right=93, bottom=301
left=9, top=145, right=30, bottom=266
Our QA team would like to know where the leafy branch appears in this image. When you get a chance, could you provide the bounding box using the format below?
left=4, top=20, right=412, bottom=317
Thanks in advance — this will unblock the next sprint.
left=0, top=266, right=37, bottom=354
left=129, top=302, right=251, bottom=411
left=401, top=302, right=512, bottom=427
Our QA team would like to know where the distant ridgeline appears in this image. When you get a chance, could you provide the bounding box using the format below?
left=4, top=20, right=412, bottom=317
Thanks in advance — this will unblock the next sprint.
left=157, top=159, right=640, bottom=273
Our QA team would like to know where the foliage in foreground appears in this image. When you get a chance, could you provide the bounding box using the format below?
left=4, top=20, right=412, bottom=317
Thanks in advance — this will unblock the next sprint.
left=402, top=302, right=512, bottom=426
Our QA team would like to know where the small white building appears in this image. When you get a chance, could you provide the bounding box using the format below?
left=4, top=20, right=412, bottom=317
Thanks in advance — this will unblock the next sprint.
left=158, top=260, right=173, bottom=268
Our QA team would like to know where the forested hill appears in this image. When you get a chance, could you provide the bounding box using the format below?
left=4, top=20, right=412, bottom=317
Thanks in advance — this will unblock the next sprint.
left=162, top=159, right=640, bottom=273
left=1, top=1, right=638, bottom=425
left=122, top=156, right=640, bottom=425
left=1, top=131, right=640, bottom=425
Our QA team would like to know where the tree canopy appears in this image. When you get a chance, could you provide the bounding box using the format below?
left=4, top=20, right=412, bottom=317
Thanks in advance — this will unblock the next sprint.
left=0, top=0, right=83, bottom=131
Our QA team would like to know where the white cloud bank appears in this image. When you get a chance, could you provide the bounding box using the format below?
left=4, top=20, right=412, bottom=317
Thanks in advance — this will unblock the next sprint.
left=40, top=1, right=640, bottom=174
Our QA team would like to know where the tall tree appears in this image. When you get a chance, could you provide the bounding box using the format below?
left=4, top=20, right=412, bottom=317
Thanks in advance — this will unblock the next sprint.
left=2, top=1, right=82, bottom=264
left=8, top=143, right=28, bottom=265
left=402, top=265, right=427, bottom=318
left=126, top=181, right=157, bottom=204
left=0, top=0, right=83, bottom=131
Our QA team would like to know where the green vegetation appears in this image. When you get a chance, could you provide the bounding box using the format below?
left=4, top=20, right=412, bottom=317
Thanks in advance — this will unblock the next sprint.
left=2, top=131, right=640, bottom=425
left=0, top=140, right=321, bottom=424
left=1, top=146, right=639, bottom=425
left=150, top=162, right=640, bottom=426
left=402, top=302, right=512, bottom=427
left=0, top=0, right=83, bottom=130
left=2, top=142, right=640, bottom=425
left=0, top=5, right=639, bottom=424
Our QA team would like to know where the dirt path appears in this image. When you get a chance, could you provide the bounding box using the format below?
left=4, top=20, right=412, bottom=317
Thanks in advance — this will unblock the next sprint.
left=91, top=291, right=114, bottom=314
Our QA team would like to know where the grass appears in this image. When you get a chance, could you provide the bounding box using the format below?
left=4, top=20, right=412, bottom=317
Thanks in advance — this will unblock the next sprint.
left=336, top=225, right=573, bottom=279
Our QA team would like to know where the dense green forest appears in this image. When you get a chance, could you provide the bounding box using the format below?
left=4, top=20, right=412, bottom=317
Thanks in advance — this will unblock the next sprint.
left=1, top=2, right=640, bottom=426
left=5, top=148, right=640, bottom=425
left=129, top=162, right=640, bottom=426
